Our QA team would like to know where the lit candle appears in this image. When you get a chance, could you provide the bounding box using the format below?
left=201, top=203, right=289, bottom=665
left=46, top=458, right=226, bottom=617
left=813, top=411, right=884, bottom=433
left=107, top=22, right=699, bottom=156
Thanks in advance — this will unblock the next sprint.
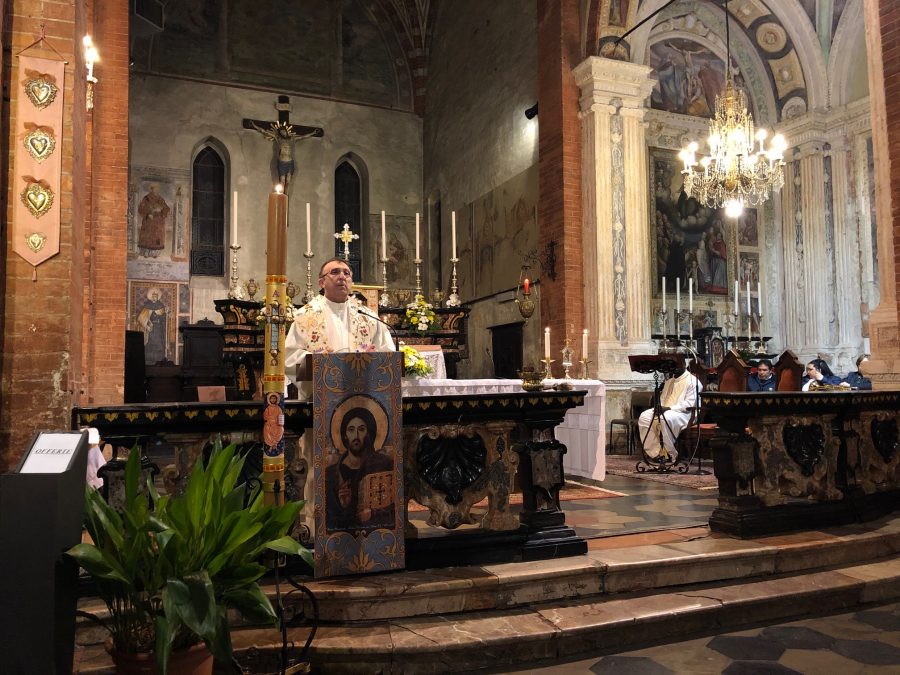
left=305, top=202, right=311, bottom=254
left=582, top=328, right=589, bottom=358
left=267, top=185, right=288, bottom=276
left=661, top=276, right=666, bottom=312
left=415, top=212, right=420, bottom=260
left=231, top=191, right=238, bottom=246
left=523, top=277, right=530, bottom=294
left=758, top=281, right=763, bottom=316
left=544, top=326, right=551, bottom=362
left=689, top=278, right=693, bottom=313
left=676, top=277, right=681, bottom=314
left=734, top=280, right=739, bottom=315
left=451, top=210, right=457, bottom=259
left=381, top=210, right=387, bottom=259
left=746, top=280, right=751, bottom=317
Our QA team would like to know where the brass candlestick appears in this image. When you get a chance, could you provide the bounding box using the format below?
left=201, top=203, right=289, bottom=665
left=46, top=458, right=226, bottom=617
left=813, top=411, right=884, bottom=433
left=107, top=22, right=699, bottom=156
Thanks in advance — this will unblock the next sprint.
left=515, top=283, right=535, bottom=321
left=540, top=358, right=555, bottom=380
left=446, top=257, right=461, bottom=307
left=579, top=358, right=592, bottom=380
left=379, top=256, right=391, bottom=307
left=228, top=244, right=244, bottom=299
left=303, top=251, right=315, bottom=303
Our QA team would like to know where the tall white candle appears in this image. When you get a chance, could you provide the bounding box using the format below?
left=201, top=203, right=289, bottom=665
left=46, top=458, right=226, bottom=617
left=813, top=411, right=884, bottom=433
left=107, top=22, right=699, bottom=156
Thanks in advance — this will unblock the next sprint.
left=746, top=280, right=751, bottom=317
left=305, top=202, right=311, bottom=254
left=451, top=210, right=457, bottom=259
left=757, top=281, right=762, bottom=316
left=381, top=210, right=387, bottom=259
left=734, top=280, right=739, bottom=315
left=415, top=212, right=420, bottom=260
left=661, top=276, right=666, bottom=312
left=676, top=277, right=681, bottom=314
left=582, top=329, right=588, bottom=358
left=231, top=191, right=238, bottom=245
left=544, top=327, right=551, bottom=361
left=688, top=278, right=693, bottom=313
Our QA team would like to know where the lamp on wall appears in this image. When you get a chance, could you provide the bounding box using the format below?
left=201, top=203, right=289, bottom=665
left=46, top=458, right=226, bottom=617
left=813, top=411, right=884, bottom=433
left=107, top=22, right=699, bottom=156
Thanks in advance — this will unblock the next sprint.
left=83, top=35, right=98, bottom=111
left=677, top=0, right=786, bottom=217
left=524, top=103, right=539, bottom=119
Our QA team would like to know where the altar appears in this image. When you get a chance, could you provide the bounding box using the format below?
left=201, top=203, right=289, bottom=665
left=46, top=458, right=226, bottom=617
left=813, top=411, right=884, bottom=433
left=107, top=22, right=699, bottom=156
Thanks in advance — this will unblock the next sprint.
left=72, top=387, right=591, bottom=567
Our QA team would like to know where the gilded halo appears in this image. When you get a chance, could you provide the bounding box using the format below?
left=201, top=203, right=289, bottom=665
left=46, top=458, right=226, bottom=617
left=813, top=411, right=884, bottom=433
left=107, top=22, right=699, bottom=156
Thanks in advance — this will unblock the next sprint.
left=23, top=127, right=56, bottom=162
left=21, top=182, right=54, bottom=218
left=24, top=76, right=58, bottom=109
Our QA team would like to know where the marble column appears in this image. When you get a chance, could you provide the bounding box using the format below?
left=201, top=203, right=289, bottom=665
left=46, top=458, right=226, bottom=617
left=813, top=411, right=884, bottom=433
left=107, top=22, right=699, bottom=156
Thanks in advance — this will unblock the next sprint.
left=574, top=57, right=656, bottom=381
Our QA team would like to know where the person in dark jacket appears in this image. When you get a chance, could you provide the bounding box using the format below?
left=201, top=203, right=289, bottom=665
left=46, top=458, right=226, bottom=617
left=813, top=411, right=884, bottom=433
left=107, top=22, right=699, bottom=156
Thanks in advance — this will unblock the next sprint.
left=844, top=354, right=873, bottom=390
left=802, top=359, right=845, bottom=391
left=748, top=359, right=776, bottom=392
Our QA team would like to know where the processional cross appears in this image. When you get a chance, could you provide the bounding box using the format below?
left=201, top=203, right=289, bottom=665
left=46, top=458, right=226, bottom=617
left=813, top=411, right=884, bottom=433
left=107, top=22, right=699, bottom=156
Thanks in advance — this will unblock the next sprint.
left=242, top=95, right=324, bottom=191
left=334, top=224, right=359, bottom=261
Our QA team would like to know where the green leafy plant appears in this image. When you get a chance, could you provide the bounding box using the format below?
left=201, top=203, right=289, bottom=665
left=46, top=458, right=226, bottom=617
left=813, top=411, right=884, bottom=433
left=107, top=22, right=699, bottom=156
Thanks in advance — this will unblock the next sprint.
left=403, top=294, right=436, bottom=333
left=399, top=343, right=434, bottom=377
left=67, top=443, right=311, bottom=673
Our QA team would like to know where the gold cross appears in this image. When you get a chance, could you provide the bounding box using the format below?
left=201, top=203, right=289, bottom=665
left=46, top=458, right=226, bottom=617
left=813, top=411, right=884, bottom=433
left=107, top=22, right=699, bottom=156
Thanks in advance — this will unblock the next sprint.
left=334, top=223, right=359, bottom=260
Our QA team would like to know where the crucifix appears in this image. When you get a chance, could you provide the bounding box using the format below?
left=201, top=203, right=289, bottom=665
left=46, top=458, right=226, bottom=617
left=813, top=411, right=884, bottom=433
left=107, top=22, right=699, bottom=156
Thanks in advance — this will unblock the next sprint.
left=243, top=95, right=324, bottom=190
left=334, top=223, right=359, bottom=261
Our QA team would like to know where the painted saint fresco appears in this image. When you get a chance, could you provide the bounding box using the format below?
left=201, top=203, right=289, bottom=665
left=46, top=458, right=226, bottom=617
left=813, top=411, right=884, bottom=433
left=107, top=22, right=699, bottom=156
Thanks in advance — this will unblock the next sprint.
left=650, top=38, right=726, bottom=118
left=129, top=281, right=178, bottom=365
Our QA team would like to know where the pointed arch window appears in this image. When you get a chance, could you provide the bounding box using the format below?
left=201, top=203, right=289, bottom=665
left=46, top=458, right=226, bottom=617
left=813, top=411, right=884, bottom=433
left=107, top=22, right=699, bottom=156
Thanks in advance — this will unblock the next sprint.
left=191, top=147, right=225, bottom=276
left=334, top=161, right=362, bottom=279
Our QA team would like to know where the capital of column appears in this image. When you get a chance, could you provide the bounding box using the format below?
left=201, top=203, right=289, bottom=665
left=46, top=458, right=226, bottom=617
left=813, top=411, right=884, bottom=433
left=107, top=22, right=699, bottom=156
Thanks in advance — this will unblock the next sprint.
left=573, top=56, right=656, bottom=115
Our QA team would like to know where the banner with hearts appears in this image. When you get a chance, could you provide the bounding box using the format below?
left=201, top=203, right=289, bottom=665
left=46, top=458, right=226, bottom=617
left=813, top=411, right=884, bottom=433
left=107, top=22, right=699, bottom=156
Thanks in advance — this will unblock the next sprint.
left=13, top=55, right=65, bottom=274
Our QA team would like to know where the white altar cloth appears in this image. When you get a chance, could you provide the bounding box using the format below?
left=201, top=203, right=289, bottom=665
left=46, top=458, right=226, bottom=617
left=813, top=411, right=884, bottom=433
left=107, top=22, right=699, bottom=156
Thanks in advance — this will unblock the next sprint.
left=401, top=378, right=606, bottom=480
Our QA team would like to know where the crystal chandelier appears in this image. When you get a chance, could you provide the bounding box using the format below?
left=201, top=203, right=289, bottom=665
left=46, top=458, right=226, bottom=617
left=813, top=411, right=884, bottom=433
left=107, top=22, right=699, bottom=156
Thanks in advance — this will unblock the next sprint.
left=678, top=0, right=787, bottom=218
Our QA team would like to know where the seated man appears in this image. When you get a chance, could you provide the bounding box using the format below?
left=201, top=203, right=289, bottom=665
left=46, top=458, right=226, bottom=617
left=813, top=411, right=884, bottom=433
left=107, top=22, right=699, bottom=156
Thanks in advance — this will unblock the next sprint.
left=748, top=359, right=776, bottom=392
left=637, top=361, right=702, bottom=464
left=284, top=258, right=395, bottom=398
left=844, top=354, right=873, bottom=390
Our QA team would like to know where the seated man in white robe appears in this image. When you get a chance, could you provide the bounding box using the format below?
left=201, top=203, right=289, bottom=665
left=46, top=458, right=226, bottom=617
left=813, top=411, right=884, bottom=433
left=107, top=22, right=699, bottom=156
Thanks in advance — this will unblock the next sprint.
left=637, top=363, right=702, bottom=463
left=284, top=257, right=395, bottom=398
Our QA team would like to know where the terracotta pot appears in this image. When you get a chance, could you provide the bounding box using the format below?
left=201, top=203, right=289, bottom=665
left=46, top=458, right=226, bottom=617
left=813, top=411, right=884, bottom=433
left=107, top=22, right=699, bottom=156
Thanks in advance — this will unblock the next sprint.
left=107, top=641, right=213, bottom=675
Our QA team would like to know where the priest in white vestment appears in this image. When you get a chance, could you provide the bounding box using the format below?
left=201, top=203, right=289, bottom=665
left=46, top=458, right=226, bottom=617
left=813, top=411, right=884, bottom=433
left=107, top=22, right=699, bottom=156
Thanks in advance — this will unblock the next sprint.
left=285, top=257, right=395, bottom=398
left=637, top=365, right=702, bottom=463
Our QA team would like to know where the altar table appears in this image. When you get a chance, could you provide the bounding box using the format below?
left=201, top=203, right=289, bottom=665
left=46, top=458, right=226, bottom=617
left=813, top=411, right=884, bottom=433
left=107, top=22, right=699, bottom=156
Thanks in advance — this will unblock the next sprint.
left=401, top=378, right=607, bottom=480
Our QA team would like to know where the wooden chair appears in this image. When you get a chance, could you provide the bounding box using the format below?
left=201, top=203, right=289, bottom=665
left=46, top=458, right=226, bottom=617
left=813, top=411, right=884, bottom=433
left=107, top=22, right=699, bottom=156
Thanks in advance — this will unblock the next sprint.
left=774, top=349, right=804, bottom=391
left=717, top=350, right=750, bottom=392
left=609, top=390, right=653, bottom=455
left=678, top=361, right=715, bottom=466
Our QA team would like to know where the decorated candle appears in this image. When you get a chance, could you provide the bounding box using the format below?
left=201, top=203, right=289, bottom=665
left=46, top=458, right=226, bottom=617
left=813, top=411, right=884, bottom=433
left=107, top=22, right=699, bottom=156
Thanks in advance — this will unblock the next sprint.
left=381, top=210, right=387, bottom=259
left=267, top=185, right=288, bottom=275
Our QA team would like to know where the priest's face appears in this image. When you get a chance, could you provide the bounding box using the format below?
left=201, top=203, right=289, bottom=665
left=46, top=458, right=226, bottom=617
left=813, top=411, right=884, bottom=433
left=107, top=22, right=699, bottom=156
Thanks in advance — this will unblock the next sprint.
left=319, top=260, right=353, bottom=303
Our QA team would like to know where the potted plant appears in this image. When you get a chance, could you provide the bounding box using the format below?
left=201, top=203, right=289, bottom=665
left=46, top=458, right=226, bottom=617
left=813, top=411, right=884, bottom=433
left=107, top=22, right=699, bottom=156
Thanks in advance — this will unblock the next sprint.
left=67, top=442, right=311, bottom=674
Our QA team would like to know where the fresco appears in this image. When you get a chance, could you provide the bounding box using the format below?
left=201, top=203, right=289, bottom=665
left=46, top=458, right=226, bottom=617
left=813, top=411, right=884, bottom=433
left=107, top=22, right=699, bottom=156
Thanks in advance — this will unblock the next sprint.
left=128, top=168, right=190, bottom=281
left=128, top=280, right=179, bottom=365
left=650, top=38, right=726, bottom=118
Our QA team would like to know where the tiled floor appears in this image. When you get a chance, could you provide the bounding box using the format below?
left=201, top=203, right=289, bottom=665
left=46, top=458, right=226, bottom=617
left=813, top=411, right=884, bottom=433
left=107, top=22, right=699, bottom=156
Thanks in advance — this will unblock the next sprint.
left=509, top=602, right=900, bottom=674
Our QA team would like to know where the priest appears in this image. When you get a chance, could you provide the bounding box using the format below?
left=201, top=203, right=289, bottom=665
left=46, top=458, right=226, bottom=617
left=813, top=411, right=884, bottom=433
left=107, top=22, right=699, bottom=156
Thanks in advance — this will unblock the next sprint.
left=285, top=257, right=395, bottom=396
left=637, top=362, right=702, bottom=464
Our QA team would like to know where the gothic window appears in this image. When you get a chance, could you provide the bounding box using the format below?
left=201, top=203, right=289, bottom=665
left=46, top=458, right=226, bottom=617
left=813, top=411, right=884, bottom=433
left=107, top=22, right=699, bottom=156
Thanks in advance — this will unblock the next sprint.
left=334, top=161, right=362, bottom=279
left=191, top=147, right=225, bottom=277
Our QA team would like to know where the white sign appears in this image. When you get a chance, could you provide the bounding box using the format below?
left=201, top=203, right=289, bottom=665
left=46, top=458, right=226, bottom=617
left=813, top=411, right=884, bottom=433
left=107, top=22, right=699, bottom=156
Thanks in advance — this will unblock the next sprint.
left=19, top=432, right=84, bottom=474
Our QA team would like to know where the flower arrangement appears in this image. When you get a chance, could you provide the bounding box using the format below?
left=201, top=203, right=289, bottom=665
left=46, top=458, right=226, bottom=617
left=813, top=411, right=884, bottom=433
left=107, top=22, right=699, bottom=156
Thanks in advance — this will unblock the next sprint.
left=403, top=294, right=436, bottom=333
left=399, top=343, right=433, bottom=377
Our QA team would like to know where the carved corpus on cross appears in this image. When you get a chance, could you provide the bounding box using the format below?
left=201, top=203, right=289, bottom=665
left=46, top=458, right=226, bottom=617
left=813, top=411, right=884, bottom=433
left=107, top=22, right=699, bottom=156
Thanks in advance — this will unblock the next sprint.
left=335, top=224, right=359, bottom=261
left=242, top=95, right=324, bottom=191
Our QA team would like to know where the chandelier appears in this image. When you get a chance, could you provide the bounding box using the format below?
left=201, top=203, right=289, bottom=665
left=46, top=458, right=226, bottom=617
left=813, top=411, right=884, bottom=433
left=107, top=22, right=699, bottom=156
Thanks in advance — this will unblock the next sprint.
left=678, top=0, right=787, bottom=218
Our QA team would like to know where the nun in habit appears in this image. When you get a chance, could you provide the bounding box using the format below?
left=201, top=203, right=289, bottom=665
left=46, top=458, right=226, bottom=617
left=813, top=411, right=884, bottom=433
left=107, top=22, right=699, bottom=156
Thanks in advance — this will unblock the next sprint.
left=637, top=363, right=702, bottom=463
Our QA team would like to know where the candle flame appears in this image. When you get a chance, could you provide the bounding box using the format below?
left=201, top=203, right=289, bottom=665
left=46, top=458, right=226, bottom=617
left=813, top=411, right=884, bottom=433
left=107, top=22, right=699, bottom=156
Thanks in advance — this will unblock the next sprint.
left=275, top=184, right=284, bottom=194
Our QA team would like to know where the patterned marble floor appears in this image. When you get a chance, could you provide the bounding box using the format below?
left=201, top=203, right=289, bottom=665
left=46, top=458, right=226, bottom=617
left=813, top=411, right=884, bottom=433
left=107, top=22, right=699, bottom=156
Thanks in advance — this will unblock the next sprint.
left=506, top=602, right=900, bottom=674
left=564, top=473, right=718, bottom=539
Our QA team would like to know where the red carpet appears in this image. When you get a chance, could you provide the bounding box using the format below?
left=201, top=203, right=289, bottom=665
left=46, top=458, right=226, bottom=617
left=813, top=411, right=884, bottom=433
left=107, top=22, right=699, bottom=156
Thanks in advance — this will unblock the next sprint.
left=407, top=482, right=622, bottom=513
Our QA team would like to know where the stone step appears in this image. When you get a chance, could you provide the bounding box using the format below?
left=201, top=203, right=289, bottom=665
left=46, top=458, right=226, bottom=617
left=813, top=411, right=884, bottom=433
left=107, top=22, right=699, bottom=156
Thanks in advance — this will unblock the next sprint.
left=73, top=515, right=900, bottom=673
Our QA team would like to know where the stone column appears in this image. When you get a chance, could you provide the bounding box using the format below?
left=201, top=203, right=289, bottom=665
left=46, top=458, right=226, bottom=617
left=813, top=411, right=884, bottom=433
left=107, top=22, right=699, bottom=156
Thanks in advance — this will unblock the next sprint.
left=863, top=0, right=900, bottom=388
left=574, top=57, right=656, bottom=381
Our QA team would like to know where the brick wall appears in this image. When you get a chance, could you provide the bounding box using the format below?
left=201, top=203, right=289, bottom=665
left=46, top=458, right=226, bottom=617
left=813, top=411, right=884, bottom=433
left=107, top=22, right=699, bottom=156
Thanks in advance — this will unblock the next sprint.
left=0, top=0, right=128, bottom=470
left=880, top=0, right=900, bottom=321
left=537, top=0, right=584, bottom=364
